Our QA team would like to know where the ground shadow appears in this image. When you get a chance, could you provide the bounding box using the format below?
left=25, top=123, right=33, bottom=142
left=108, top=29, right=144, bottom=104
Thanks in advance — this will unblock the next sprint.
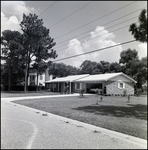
left=73, top=104, right=147, bottom=120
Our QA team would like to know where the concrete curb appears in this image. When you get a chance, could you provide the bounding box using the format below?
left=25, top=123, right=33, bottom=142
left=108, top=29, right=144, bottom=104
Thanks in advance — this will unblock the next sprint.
left=1, top=93, right=85, bottom=101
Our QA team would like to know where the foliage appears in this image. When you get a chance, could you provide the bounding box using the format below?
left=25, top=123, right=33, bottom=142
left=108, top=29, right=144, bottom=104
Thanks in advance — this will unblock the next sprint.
left=79, top=60, right=121, bottom=74
left=1, top=30, right=25, bottom=91
left=129, top=9, right=147, bottom=43
left=48, top=60, right=122, bottom=80
left=20, top=13, right=57, bottom=92
left=119, top=49, right=147, bottom=88
left=123, top=89, right=127, bottom=96
left=48, top=62, right=79, bottom=79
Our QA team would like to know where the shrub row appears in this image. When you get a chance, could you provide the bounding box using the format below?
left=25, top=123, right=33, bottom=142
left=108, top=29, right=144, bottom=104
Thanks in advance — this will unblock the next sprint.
left=2, top=85, right=45, bottom=91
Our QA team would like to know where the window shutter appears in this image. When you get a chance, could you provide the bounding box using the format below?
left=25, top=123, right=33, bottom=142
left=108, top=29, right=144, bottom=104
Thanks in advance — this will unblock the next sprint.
left=118, top=83, right=120, bottom=88
left=75, top=83, right=77, bottom=89
left=80, top=83, right=82, bottom=89
left=123, top=83, right=125, bottom=88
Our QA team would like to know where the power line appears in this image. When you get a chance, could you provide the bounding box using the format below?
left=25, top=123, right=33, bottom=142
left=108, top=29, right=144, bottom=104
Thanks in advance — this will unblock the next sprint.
left=39, top=1, right=57, bottom=16
left=54, top=6, right=146, bottom=48
left=54, top=1, right=136, bottom=39
left=49, top=1, right=93, bottom=28
left=55, top=15, right=139, bottom=50
left=56, top=21, right=138, bottom=52
left=53, top=40, right=136, bottom=62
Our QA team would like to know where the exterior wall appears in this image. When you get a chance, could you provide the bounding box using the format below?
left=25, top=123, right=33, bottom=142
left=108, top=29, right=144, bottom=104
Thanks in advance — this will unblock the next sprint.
left=105, top=81, right=134, bottom=95
left=38, top=74, right=45, bottom=86
left=28, top=73, right=45, bottom=86
left=45, top=83, right=58, bottom=92
left=73, top=82, right=87, bottom=93
left=109, top=74, right=134, bottom=82
left=45, top=68, right=53, bottom=81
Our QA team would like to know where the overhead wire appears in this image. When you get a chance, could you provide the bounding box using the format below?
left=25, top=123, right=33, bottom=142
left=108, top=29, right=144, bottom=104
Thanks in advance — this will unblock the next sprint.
left=35, top=1, right=143, bottom=64
left=54, top=1, right=136, bottom=39
left=49, top=1, right=93, bottom=28
left=52, top=40, right=136, bottom=62
left=54, top=6, right=146, bottom=48
left=55, top=9, right=141, bottom=51
left=56, top=21, right=138, bottom=52
left=39, top=1, right=57, bottom=17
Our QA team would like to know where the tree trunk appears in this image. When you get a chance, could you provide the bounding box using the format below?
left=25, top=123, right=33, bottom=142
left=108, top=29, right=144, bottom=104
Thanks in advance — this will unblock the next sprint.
left=8, top=58, right=12, bottom=92
left=36, top=65, right=39, bottom=93
left=24, top=50, right=29, bottom=93
left=8, top=63, right=11, bottom=92
left=24, top=63, right=28, bottom=93
left=36, top=46, right=40, bottom=93
left=26, top=54, right=30, bottom=92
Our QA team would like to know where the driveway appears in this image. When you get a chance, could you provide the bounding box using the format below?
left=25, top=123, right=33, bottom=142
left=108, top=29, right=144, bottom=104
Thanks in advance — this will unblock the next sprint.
left=1, top=94, right=147, bottom=149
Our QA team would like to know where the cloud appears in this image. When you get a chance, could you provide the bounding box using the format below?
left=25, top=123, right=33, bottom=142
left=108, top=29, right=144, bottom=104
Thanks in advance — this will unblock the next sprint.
left=1, top=1, right=35, bottom=21
left=1, top=1, right=36, bottom=33
left=1, top=12, right=20, bottom=33
left=60, top=26, right=122, bottom=67
left=138, top=43, right=147, bottom=59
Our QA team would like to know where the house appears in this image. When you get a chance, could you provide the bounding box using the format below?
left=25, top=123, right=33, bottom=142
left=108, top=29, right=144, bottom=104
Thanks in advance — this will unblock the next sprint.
left=28, top=67, right=52, bottom=86
left=45, top=74, right=89, bottom=93
left=74, top=72, right=136, bottom=95
left=45, top=72, right=136, bottom=95
left=28, top=72, right=45, bottom=86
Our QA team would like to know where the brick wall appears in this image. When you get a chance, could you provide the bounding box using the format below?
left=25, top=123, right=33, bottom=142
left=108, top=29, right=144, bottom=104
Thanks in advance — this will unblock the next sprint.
left=105, top=81, right=134, bottom=95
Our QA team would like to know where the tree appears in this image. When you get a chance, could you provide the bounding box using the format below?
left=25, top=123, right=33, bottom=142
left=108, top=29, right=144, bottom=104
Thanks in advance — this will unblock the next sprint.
left=109, top=62, right=121, bottom=73
left=79, top=60, right=121, bottom=75
left=129, top=9, right=147, bottom=43
left=119, top=49, right=147, bottom=89
left=48, top=62, right=79, bottom=78
left=100, top=61, right=110, bottom=73
left=1, top=30, right=25, bottom=91
left=80, top=60, right=98, bottom=74
left=20, top=13, right=57, bottom=93
left=119, top=48, right=138, bottom=73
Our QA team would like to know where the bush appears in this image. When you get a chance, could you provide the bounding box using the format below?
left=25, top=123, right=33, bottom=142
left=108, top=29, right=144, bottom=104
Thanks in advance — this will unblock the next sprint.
left=28, top=86, right=36, bottom=91
left=123, top=90, right=127, bottom=96
left=136, top=88, right=142, bottom=96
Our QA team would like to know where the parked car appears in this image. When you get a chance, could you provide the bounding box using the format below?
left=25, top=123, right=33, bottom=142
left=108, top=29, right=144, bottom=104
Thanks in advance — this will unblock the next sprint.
left=89, top=88, right=103, bottom=94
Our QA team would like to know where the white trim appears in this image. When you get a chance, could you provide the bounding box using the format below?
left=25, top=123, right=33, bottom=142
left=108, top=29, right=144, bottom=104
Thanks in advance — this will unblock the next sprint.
left=118, top=82, right=125, bottom=89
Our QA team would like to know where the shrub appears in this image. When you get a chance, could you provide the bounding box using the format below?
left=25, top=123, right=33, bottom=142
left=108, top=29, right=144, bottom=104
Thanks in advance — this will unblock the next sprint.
left=135, top=88, right=143, bottom=96
left=123, top=90, right=127, bottom=96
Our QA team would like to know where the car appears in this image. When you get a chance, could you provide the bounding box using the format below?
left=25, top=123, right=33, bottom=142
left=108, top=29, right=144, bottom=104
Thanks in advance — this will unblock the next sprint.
left=89, top=88, right=103, bottom=94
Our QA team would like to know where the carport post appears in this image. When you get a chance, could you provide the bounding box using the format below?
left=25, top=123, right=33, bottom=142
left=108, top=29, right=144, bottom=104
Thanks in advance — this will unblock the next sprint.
left=69, top=82, right=71, bottom=93
left=58, top=82, right=59, bottom=92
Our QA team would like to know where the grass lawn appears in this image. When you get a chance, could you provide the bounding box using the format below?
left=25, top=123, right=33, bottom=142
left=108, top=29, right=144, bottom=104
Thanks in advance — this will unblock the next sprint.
left=12, top=94, right=147, bottom=140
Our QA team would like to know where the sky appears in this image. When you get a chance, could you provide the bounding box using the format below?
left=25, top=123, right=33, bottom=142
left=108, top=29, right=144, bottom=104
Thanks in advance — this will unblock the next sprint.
left=1, top=1, right=147, bottom=67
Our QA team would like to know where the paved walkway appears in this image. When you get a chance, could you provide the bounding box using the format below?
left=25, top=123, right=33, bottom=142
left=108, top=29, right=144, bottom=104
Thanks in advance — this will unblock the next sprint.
left=1, top=94, right=147, bottom=149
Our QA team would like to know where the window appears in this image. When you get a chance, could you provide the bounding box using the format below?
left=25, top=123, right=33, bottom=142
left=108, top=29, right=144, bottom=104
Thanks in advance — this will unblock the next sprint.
left=40, top=75, right=43, bottom=80
left=75, top=83, right=81, bottom=89
left=118, top=82, right=125, bottom=89
left=31, top=75, right=35, bottom=80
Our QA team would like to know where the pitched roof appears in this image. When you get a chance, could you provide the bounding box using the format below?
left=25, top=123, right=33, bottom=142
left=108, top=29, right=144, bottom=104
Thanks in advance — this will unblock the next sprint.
left=75, top=72, right=136, bottom=83
left=45, top=74, right=89, bottom=83
left=45, top=72, right=136, bottom=83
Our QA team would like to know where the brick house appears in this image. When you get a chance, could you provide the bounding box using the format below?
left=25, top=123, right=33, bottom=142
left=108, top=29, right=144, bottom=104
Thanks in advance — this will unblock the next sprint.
left=74, top=72, right=136, bottom=95
left=45, top=72, right=136, bottom=95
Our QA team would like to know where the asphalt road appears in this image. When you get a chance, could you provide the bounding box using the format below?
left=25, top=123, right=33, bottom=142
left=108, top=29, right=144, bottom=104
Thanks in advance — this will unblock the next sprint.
left=1, top=95, right=147, bottom=149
